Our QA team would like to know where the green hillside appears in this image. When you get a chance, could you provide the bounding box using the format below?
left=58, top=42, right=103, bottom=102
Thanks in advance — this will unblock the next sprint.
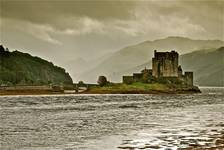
left=180, top=47, right=224, bottom=86
left=0, top=45, right=73, bottom=86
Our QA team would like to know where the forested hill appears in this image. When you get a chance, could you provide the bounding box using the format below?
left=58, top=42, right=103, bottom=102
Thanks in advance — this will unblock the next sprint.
left=0, top=45, right=73, bottom=86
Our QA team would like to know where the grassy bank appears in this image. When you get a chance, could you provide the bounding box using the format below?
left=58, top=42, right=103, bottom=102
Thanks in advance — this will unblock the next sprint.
left=84, top=82, right=201, bottom=94
left=0, top=82, right=201, bottom=95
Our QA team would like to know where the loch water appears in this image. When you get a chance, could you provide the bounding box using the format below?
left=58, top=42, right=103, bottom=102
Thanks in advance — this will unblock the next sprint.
left=0, top=87, right=223, bottom=150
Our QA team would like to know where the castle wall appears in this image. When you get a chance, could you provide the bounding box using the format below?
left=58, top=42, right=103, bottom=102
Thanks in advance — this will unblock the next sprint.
left=133, top=73, right=143, bottom=82
left=123, top=76, right=133, bottom=84
left=184, top=72, right=193, bottom=86
left=178, top=66, right=183, bottom=78
left=152, top=58, right=158, bottom=77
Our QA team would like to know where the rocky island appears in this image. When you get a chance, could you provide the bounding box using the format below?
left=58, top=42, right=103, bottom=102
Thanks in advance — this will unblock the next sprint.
left=85, top=50, right=201, bottom=94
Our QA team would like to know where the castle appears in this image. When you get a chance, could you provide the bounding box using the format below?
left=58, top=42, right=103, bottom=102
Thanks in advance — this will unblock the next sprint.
left=123, top=50, right=193, bottom=86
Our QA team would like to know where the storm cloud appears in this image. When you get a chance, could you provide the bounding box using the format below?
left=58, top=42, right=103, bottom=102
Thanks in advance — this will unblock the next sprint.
left=0, top=0, right=223, bottom=68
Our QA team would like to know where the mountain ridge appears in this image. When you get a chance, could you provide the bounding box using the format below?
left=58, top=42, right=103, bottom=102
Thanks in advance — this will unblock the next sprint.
left=113, top=46, right=224, bottom=86
left=77, top=36, right=224, bottom=84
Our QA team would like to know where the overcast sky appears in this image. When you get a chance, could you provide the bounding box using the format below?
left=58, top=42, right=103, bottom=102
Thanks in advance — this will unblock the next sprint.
left=0, top=0, right=223, bottom=66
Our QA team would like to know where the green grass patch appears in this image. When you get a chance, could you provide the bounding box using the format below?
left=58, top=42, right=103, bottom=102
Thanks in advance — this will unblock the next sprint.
left=88, top=82, right=169, bottom=93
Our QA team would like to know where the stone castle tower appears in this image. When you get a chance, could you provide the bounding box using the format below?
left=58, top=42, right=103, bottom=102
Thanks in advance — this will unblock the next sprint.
left=123, top=50, right=194, bottom=86
left=152, top=50, right=179, bottom=78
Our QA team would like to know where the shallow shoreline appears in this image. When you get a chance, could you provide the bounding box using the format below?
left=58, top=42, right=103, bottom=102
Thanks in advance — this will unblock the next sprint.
left=0, top=90, right=65, bottom=96
left=83, top=89, right=201, bottom=94
left=0, top=88, right=201, bottom=96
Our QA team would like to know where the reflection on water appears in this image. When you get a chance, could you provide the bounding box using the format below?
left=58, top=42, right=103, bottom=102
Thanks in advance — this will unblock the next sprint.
left=0, top=87, right=223, bottom=150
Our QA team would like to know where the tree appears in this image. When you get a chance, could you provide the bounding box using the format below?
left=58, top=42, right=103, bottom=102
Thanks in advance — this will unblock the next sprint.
left=142, top=72, right=149, bottom=83
left=0, top=45, right=5, bottom=53
left=0, top=46, right=73, bottom=86
left=97, top=76, right=108, bottom=86
left=78, top=81, right=85, bottom=87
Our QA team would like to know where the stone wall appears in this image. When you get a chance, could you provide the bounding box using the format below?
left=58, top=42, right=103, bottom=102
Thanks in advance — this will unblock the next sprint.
left=178, top=66, right=183, bottom=78
left=123, top=76, right=134, bottom=84
left=133, top=73, right=143, bottom=82
left=184, top=72, right=193, bottom=86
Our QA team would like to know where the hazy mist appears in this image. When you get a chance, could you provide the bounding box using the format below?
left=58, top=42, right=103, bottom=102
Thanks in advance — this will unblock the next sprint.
left=0, top=0, right=223, bottom=81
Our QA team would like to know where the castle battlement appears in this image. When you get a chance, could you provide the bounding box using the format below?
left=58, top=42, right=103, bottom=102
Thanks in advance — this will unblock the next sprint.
left=154, top=50, right=178, bottom=59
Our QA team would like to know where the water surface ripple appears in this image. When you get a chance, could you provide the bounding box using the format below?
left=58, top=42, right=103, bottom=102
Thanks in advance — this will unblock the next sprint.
left=0, top=87, right=223, bottom=150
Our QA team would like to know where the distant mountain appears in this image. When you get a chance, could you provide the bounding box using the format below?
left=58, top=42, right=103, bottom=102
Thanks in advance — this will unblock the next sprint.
left=79, top=36, right=224, bottom=83
left=65, top=52, right=114, bottom=82
left=65, top=57, right=89, bottom=79
left=180, top=47, right=224, bottom=86
left=0, top=45, right=73, bottom=85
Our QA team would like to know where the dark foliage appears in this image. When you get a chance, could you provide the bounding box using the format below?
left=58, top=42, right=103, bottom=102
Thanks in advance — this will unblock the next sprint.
left=0, top=45, right=73, bottom=85
left=78, top=81, right=85, bottom=86
left=97, top=76, right=108, bottom=86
